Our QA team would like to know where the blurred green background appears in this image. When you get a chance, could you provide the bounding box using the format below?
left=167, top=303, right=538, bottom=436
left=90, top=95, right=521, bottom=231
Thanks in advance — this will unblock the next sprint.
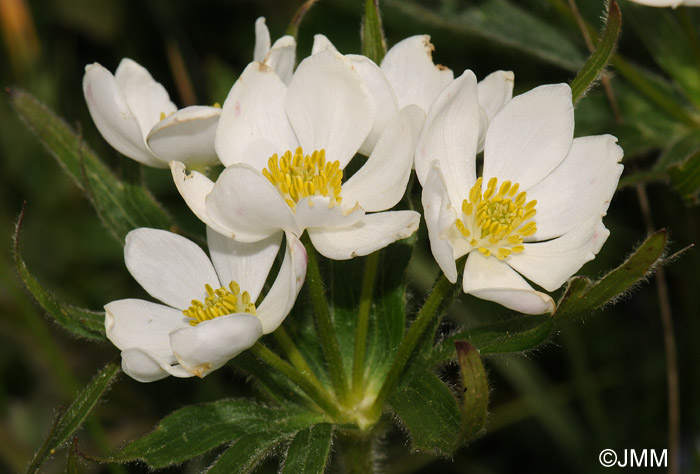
left=1, top=0, right=699, bottom=472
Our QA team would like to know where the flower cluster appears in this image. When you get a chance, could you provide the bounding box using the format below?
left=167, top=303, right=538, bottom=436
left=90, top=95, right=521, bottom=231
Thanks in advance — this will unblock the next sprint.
left=85, top=18, right=622, bottom=381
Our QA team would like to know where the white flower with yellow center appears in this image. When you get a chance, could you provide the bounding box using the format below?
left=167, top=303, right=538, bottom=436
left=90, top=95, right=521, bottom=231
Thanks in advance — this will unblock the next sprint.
left=417, top=71, right=623, bottom=314
left=104, top=227, right=306, bottom=382
left=628, top=0, right=700, bottom=6
left=171, top=50, right=423, bottom=260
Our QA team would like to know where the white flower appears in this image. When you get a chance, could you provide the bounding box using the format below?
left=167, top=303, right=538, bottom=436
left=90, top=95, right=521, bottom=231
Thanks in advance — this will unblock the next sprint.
left=312, top=34, right=514, bottom=154
left=417, top=72, right=623, bottom=314
left=105, top=227, right=306, bottom=382
left=254, top=17, right=296, bottom=84
left=171, top=50, right=423, bottom=260
left=627, top=0, right=700, bottom=6
left=83, top=58, right=221, bottom=168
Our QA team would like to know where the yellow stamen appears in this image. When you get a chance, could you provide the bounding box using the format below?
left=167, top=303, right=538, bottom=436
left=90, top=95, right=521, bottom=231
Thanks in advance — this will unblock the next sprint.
left=183, top=281, right=256, bottom=326
left=261, top=147, right=343, bottom=211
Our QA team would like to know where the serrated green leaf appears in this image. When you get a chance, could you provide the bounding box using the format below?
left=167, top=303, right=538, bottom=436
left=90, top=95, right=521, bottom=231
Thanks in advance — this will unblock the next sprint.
left=206, top=432, right=288, bottom=474
left=383, top=0, right=586, bottom=71
left=27, top=363, right=120, bottom=474
left=281, top=424, right=333, bottom=474
left=362, top=0, right=386, bottom=64
left=455, top=341, right=488, bottom=441
left=428, top=314, right=553, bottom=366
left=622, top=3, right=700, bottom=107
left=388, top=370, right=461, bottom=456
left=669, top=149, right=700, bottom=205
left=108, top=400, right=323, bottom=468
left=555, top=230, right=667, bottom=321
left=570, top=0, right=621, bottom=103
left=8, top=88, right=173, bottom=243
left=14, top=210, right=106, bottom=341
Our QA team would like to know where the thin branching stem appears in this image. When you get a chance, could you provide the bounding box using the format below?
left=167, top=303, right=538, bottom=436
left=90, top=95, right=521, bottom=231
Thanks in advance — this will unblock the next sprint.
left=351, top=251, right=380, bottom=400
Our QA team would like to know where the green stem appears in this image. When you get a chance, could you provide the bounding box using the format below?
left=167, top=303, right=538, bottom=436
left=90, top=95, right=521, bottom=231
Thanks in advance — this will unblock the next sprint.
left=369, top=272, right=456, bottom=417
left=301, top=233, right=350, bottom=403
left=273, top=326, right=324, bottom=390
left=339, top=433, right=375, bottom=474
left=351, top=251, right=380, bottom=399
left=250, top=342, right=345, bottom=421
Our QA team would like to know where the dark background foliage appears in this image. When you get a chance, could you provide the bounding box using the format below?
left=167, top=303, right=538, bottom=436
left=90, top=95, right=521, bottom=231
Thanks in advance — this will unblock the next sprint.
left=0, top=0, right=698, bottom=472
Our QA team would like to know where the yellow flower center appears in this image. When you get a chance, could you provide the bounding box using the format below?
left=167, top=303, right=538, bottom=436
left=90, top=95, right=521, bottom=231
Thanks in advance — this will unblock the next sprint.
left=183, top=282, right=256, bottom=326
left=261, top=147, right=343, bottom=211
left=454, top=177, right=537, bottom=261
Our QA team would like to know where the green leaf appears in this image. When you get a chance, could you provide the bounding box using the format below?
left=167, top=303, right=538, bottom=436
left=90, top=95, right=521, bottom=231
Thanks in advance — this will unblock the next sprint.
left=108, top=400, right=323, bottom=468
left=206, top=432, right=288, bottom=474
left=27, top=363, right=120, bottom=474
left=428, top=314, right=553, bottom=366
left=455, top=341, right=488, bottom=441
left=362, top=0, right=387, bottom=64
left=281, top=424, right=333, bottom=474
left=388, top=370, right=461, bottom=456
left=570, top=0, right=621, bottom=103
left=383, top=0, right=586, bottom=71
left=668, top=149, right=700, bottom=205
left=555, top=230, right=667, bottom=321
left=65, top=437, right=80, bottom=474
left=8, top=88, right=173, bottom=243
left=13, top=208, right=106, bottom=341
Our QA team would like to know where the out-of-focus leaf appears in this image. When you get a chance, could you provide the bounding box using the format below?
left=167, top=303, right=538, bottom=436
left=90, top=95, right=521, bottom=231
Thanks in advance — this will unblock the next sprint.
left=428, top=314, right=553, bottom=366
left=570, top=0, right=621, bottom=103
left=668, top=149, right=700, bottom=205
left=622, top=3, right=700, bottom=107
left=555, top=230, right=667, bottom=321
left=281, top=424, right=333, bottom=474
left=27, top=363, right=120, bottom=474
left=383, top=0, right=586, bottom=71
left=362, top=0, right=387, bottom=64
left=8, top=88, right=173, bottom=243
left=206, top=432, right=288, bottom=474
left=388, top=370, right=461, bottom=456
left=455, top=341, right=488, bottom=441
left=14, top=208, right=106, bottom=341
left=108, top=400, right=323, bottom=468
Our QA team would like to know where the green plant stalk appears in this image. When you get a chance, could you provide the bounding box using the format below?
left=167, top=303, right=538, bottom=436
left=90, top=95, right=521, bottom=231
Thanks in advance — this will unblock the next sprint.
left=300, top=233, right=350, bottom=404
left=369, top=272, right=455, bottom=417
left=273, top=326, right=325, bottom=390
left=338, top=433, right=374, bottom=474
left=351, top=251, right=380, bottom=400
left=250, top=342, right=346, bottom=421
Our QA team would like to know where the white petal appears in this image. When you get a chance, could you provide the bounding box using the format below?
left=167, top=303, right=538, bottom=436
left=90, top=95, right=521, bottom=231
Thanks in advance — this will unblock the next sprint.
left=105, top=298, right=186, bottom=363
left=415, top=70, right=480, bottom=206
left=307, top=211, right=420, bottom=260
left=124, top=228, right=220, bottom=309
left=254, top=17, right=271, bottom=62
left=256, top=233, right=307, bottom=333
left=380, top=35, right=454, bottom=112
left=169, top=314, right=262, bottom=377
left=147, top=105, right=220, bottom=167
left=507, top=219, right=610, bottom=292
left=205, top=164, right=300, bottom=241
left=341, top=105, right=424, bottom=212
left=483, top=83, right=574, bottom=190
left=422, top=163, right=458, bottom=282
left=527, top=135, right=623, bottom=240
left=120, top=348, right=194, bottom=382
left=264, top=36, right=296, bottom=85
left=312, top=34, right=339, bottom=54
left=295, top=197, right=365, bottom=232
left=346, top=54, right=399, bottom=156
left=170, top=161, right=235, bottom=238
left=83, top=62, right=162, bottom=167
left=206, top=226, right=283, bottom=302
left=477, top=70, right=514, bottom=124
left=286, top=51, right=375, bottom=169
left=462, top=252, right=554, bottom=314
left=114, top=58, right=176, bottom=141
left=215, top=61, right=298, bottom=168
